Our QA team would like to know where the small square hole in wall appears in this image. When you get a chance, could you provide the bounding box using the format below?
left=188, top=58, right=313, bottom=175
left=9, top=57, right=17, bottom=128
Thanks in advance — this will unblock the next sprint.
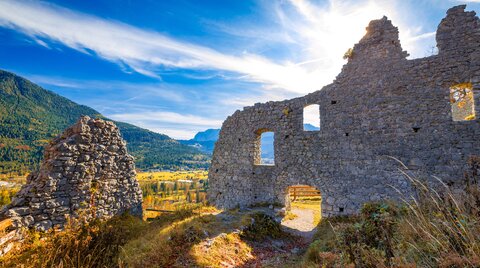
left=412, top=127, right=420, bottom=133
left=345, top=133, right=349, bottom=136
left=238, top=138, right=241, bottom=142
left=339, top=207, right=344, bottom=212
left=331, top=100, right=337, bottom=104
left=450, top=83, right=475, bottom=121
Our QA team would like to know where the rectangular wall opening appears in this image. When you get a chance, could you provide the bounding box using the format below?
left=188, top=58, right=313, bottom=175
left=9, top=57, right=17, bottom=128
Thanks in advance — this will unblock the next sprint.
left=254, top=129, right=275, bottom=165
left=450, top=83, right=475, bottom=121
left=260, top=132, right=274, bottom=165
left=303, top=104, right=320, bottom=131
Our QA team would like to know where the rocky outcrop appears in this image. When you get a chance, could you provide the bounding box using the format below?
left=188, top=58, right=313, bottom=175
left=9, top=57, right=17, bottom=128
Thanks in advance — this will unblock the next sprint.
left=2, top=116, right=143, bottom=231
left=209, top=5, right=480, bottom=216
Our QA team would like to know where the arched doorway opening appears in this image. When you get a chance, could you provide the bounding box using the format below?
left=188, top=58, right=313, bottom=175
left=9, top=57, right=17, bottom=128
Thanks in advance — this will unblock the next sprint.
left=282, top=185, right=322, bottom=235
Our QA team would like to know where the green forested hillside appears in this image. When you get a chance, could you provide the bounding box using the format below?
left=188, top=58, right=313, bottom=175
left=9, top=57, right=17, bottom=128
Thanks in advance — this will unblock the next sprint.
left=0, top=70, right=209, bottom=175
left=116, top=122, right=210, bottom=170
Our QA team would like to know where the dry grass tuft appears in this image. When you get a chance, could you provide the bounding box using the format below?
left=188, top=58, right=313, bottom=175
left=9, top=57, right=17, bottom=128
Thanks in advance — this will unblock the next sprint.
left=303, top=156, right=480, bottom=267
left=0, top=213, right=148, bottom=268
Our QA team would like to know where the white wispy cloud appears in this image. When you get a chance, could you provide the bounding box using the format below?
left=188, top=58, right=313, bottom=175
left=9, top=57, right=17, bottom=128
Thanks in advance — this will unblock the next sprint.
left=108, top=111, right=223, bottom=139
left=109, top=111, right=223, bottom=128
left=303, top=104, right=320, bottom=128
left=27, top=75, right=187, bottom=103
left=0, top=0, right=441, bottom=96
left=0, top=0, right=325, bottom=94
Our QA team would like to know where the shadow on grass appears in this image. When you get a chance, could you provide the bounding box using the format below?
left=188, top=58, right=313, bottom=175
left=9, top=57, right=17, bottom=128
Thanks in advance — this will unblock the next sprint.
left=0, top=205, right=320, bottom=268
left=121, top=206, right=317, bottom=267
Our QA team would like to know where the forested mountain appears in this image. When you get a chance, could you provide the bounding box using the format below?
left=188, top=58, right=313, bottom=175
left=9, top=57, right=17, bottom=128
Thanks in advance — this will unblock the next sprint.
left=0, top=70, right=209, bottom=175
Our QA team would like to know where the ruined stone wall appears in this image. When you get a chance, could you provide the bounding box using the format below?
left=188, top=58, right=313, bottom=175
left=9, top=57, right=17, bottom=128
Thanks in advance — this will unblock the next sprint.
left=208, top=5, right=480, bottom=217
left=2, top=116, right=143, bottom=231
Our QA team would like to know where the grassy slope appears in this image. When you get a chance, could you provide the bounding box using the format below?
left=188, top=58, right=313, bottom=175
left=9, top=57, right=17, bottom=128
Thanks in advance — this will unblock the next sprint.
left=0, top=70, right=209, bottom=173
left=3, top=184, right=480, bottom=268
left=0, top=206, right=303, bottom=268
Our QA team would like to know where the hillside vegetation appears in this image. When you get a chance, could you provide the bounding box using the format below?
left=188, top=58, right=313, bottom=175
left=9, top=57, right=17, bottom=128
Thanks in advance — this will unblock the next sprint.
left=0, top=70, right=209, bottom=174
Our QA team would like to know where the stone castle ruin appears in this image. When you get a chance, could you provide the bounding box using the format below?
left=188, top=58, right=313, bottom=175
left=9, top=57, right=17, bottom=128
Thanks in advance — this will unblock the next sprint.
left=208, top=5, right=480, bottom=217
left=2, top=116, right=143, bottom=231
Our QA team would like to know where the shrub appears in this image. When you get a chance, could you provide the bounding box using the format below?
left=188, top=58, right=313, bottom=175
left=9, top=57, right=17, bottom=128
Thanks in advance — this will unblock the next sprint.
left=0, top=187, right=19, bottom=206
left=240, top=212, right=286, bottom=241
left=343, top=48, right=354, bottom=59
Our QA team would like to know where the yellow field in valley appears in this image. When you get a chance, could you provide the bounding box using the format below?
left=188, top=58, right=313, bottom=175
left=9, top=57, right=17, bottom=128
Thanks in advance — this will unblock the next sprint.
left=137, top=170, right=208, bottom=181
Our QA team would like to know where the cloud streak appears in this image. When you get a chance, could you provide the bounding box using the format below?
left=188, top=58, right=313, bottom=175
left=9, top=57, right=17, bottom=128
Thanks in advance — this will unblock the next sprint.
left=0, top=0, right=441, bottom=95
left=0, top=0, right=326, bottom=94
left=108, top=111, right=223, bottom=139
left=109, top=111, right=223, bottom=127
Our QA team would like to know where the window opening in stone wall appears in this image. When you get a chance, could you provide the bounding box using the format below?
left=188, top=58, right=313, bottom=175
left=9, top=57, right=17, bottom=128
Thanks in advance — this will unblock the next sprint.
left=450, top=83, right=475, bottom=121
left=303, top=104, right=320, bottom=131
left=260, top=132, right=274, bottom=165
left=254, top=130, right=275, bottom=165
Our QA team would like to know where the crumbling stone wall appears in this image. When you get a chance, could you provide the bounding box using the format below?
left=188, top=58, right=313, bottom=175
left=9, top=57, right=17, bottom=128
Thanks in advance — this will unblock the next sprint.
left=2, top=116, right=143, bottom=231
left=208, top=5, right=480, bottom=217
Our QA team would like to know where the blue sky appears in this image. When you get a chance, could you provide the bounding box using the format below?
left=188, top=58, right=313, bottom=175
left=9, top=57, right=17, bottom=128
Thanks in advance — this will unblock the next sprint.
left=0, top=0, right=479, bottom=139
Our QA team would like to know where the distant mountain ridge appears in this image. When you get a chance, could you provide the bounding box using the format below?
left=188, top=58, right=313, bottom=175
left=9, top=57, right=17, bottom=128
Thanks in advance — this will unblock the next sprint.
left=193, top=129, right=219, bottom=142
left=304, top=123, right=320, bottom=131
left=179, top=129, right=219, bottom=154
left=0, top=69, right=210, bottom=174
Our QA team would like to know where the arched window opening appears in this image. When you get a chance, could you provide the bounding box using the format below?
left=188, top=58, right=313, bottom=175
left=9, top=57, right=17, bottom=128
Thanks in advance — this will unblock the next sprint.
left=254, top=129, right=275, bottom=165
left=450, top=83, right=475, bottom=121
left=303, top=104, right=320, bottom=131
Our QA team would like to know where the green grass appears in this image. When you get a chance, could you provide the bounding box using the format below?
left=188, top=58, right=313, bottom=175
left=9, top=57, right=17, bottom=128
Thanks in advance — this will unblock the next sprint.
left=290, top=196, right=322, bottom=225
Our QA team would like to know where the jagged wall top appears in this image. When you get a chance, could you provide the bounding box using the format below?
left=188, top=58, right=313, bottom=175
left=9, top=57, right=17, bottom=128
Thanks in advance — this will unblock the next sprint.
left=437, top=5, right=480, bottom=53
left=350, top=16, right=408, bottom=62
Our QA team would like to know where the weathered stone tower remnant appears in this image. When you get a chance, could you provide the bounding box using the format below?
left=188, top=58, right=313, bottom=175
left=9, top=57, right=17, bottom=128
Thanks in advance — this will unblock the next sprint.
left=208, top=5, right=480, bottom=217
left=2, top=116, right=143, bottom=231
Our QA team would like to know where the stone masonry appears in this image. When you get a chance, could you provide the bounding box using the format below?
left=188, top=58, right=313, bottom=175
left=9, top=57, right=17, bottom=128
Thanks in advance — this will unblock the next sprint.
left=208, top=5, right=480, bottom=217
left=2, top=116, right=143, bottom=231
